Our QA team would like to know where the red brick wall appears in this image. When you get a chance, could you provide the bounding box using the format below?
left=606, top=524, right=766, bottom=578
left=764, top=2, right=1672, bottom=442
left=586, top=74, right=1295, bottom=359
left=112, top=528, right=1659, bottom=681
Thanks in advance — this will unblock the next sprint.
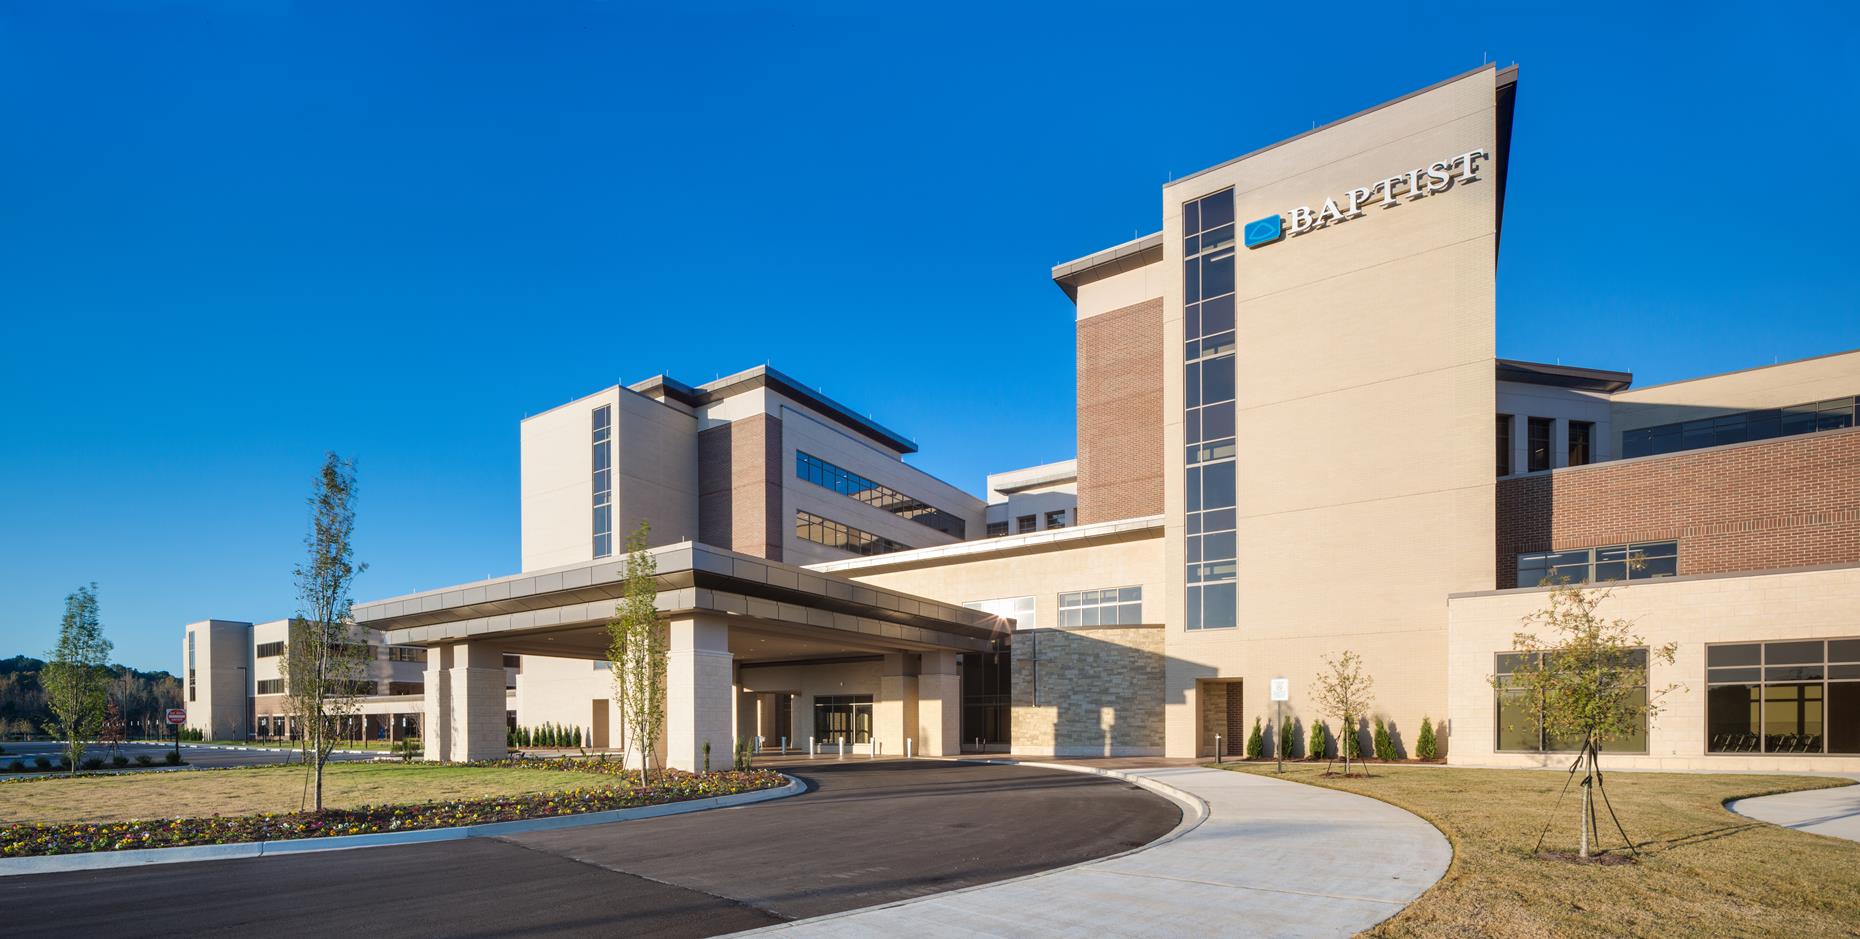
left=1496, top=428, right=1860, bottom=588
left=698, top=413, right=783, bottom=560
left=1077, top=298, right=1164, bottom=524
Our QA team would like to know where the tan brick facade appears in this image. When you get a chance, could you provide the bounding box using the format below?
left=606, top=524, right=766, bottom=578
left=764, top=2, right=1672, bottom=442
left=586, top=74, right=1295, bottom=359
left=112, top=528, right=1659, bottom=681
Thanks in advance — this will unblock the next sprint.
left=1076, top=297, right=1164, bottom=524
left=1011, top=624, right=1164, bottom=755
left=698, top=414, right=783, bottom=560
left=1496, top=427, right=1860, bottom=588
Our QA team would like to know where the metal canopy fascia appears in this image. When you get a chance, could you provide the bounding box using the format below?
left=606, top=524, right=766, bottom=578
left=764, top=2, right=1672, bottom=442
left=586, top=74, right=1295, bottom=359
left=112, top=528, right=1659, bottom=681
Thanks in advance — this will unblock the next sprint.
left=356, top=544, right=1001, bottom=654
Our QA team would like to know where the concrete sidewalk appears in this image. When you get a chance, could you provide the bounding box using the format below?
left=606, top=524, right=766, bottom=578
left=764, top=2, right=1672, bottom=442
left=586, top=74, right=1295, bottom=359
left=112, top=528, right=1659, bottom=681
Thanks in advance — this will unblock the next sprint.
left=742, top=764, right=1451, bottom=939
left=1730, top=776, right=1860, bottom=842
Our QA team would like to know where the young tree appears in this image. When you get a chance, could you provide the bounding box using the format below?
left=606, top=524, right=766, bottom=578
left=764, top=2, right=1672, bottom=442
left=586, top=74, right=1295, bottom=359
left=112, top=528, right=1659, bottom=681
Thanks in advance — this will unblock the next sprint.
left=1416, top=716, right=1438, bottom=760
left=1313, top=650, right=1375, bottom=776
left=42, top=584, right=113, bottom=774
left=1279, top=716, right=1296, bottom=760
left=608, top=521, right=667, bottom=785
left=1307, top=719, right=1326, bottom=760
left=1496, top=581, right=1678, bottom=858
left=1245, top=716, right=1264, bottom=758
left=281, top=453, right=369, bottom=812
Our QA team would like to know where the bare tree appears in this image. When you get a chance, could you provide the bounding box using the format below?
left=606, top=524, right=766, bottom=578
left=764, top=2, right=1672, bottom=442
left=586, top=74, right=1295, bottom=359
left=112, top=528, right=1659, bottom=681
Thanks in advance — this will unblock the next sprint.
left=1313, top=650, right=1374, bottom=777
left=43, top=584, right=112, bottom=774
left=281, top=453, right=369, bottom=811
left=607, top=521, right=666, bottom=785
left=1496, top=580, right=1678, bottom=858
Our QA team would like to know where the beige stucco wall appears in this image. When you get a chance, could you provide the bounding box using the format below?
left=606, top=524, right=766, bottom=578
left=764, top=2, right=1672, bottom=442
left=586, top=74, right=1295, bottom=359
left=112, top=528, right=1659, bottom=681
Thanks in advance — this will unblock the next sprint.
left=839, top=533, right=1164, bottom=635
left=1447, top=564, right=1860, bottom=772
left=1157, top=66, right=1502, bottom=758
left=1611, top=349, right=1860, bottom=435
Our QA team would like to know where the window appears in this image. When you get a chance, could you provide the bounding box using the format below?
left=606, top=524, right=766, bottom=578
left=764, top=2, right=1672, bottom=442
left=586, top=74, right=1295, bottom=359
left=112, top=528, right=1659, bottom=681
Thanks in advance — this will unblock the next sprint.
left=386, top=681, right=423, bottom=696
left=1516, top=541, right=1677, bottom=587
left=256, top=678, right=284, bottom=695
left=1622, top=395, right=1857, bottom=459
left=1496, top=414, right=1513, bottom=476
left=503, top=654, right=522, bottom=670
left=1493, top=650, right=1649, bottom=753
left=1058, top=587, right=1143, bottom=627
left=986, top=520, right=1009, bottom=538
left=1016, top=514, right=1037, bottom=533
left=964, top=596, right=1036, bottom=630
left=1045, top=510, right=1068, bottom=530
left=794, top=510, right=910, bottom=557
left=592, top=405, right=613, bottom=558
left=1708, top=639, right=1860, bottom=754
left=1184, top=187, right=1238, bottom=631
left=255, top=641, right=284, bottom=659
left=1567, top=420, right=1594, bottom=467
left=1526, top=417, right=1552, bottom=472
left=387, top=646, right=426, bottom=663
left=794, top=452, right=966, bottom=537
left=187, top=631, right=197, bottom=702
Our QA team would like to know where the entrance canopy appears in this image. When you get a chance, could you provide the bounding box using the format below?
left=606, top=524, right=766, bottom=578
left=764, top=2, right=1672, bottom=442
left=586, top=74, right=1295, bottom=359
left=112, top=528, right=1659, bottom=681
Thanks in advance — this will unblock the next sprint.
left=354, top=542, right=1003, bottom=663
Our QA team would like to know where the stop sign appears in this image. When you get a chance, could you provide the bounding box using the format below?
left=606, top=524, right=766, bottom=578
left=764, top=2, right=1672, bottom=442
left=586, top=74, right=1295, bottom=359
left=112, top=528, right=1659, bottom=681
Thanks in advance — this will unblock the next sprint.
left=165, top=708, right=187, bottom=725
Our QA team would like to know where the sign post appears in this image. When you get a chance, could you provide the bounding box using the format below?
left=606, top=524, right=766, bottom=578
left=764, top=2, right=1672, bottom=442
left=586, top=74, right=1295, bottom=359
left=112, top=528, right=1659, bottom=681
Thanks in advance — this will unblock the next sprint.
left=1269, top=678, right=1289, bottom=773
left=166, top=708, right=187, bottom=762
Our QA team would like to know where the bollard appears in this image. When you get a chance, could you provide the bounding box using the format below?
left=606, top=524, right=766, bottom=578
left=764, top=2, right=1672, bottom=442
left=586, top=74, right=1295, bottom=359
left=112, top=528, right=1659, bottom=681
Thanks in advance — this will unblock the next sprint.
left=906, top=738, right=913, bottom=759
left=809, top=736, right=815, bottom=757
left=838, top=739, right=845, bottom=760
left=870, top=739, right=878, bottom=759
left=781, top=736, right=787, bottom=755
left=1215, top=734, right=1222, bottom=764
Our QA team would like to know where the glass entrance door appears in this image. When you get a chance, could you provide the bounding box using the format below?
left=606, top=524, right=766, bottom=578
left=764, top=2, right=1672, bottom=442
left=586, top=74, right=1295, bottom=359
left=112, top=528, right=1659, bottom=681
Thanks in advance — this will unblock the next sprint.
left=813, top=695, right=873, bottom=745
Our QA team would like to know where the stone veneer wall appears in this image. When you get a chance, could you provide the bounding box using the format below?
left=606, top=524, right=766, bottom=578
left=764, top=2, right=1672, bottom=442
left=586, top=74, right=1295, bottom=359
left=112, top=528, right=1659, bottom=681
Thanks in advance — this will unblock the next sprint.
left=1496, top=428, right=1860, bottom=589
left=1011, top=624, right=1164, bottom=756
left=698, top=413, right=783, bottom=560
left=1076, top=298, right=1164, bottom=524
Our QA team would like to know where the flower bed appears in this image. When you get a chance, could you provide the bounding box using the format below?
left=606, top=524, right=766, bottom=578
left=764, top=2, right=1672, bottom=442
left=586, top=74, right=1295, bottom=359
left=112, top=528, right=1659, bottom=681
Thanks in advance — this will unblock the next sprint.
left=0, top=763, right=785, bottom=858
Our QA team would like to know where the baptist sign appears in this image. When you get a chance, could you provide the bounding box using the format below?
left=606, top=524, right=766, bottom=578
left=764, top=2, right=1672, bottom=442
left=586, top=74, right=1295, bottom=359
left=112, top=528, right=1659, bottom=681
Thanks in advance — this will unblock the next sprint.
left=1244, top=148, right=1489, bottom=248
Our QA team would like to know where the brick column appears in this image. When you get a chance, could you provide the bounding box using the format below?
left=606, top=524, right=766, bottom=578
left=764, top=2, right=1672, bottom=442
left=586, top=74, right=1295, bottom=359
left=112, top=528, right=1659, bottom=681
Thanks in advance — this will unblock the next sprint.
left=874, top=653, right=919, bottom=758
left=421, top=645, right=452, bottom=762
left=917, top=651, right=961, bottom=756
left=665, top=615, right=733, bottom=772
left=449, top=641, right=508, bottom=762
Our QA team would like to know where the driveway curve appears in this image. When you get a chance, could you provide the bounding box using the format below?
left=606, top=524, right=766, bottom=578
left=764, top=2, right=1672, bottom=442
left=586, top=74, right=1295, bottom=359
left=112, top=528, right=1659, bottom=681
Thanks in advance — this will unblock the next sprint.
left=0, top=760, right=1180, bottom=938
left=1729, top=777, right=1860, bottom=843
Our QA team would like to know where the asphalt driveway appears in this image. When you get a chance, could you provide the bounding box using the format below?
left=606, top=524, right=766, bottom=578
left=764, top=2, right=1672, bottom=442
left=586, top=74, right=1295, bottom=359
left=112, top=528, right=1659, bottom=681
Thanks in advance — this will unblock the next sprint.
left=0, top=759, right=1180, bottom=937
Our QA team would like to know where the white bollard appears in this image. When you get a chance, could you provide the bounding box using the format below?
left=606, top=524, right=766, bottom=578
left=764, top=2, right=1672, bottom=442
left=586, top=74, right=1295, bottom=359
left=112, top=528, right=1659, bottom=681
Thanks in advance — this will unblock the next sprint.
left=809, top=736, right=815, bottom=757
left=838, top=739, right=845, bottom=760
left=781, top=736, right=787, bottom=755
left=870, top=739, right=878, bottom=759
left=906, top=738, right=913, bottom=759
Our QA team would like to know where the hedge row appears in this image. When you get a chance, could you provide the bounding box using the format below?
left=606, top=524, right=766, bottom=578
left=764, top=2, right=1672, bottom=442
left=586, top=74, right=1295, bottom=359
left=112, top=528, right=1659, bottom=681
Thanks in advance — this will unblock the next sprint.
left=0, top=762, right=784, bottom=858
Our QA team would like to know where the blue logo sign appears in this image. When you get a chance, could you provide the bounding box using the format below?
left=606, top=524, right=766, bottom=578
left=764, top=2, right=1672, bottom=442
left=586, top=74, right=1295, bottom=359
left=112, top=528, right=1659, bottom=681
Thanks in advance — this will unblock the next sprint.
left=1243, top=214, right=1283, bottom=248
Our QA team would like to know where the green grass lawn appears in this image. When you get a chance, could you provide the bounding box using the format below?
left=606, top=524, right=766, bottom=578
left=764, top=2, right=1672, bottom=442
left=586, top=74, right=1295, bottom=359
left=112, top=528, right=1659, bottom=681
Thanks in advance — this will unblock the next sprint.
left=1218, top=762, right=1860, bottom=938
left=0, top=762, right=582, bottom=824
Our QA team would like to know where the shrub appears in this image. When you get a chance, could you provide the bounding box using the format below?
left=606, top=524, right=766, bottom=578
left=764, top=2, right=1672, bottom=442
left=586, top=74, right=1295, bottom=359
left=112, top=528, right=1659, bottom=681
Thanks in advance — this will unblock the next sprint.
left=1340, top=721, right=1362, bottom=759
left=164, top=751, right=182, bottom=766
left=80, top=757, right=104, bottom=771
left=4, top=760, right=22, bottom=773
left=111, top=755, right=130, bottom=768
left=33, top=756, right=52, bottom=770
left=703, top=740, right=712, bottom=773
left=733, top=737, right=755, bottom=771
left=1279, top=717, right=1295, bottom=760
left=1373, top=716, right=1397, bottom=761
left=1245, top=717, right=1264, bottom=758
left=1307, top=719, right=1326, bottom=759
left=1416, top=716, right=1438, bottom=760
left=135, top=754, right=153, bottom=766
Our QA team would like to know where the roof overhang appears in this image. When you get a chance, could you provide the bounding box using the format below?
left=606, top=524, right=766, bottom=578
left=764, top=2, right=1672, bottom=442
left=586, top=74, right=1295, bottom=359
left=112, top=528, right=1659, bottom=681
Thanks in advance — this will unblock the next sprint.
left=631, top=365, right=917, bottom=455
left=1496, top=358, right=1633, bottom=393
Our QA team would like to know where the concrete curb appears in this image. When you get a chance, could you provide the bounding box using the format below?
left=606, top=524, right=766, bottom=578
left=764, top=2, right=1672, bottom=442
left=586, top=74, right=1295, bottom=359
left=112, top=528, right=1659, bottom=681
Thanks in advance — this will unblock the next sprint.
left=0, top=774, right=805, bottom=877
left=727, top=758, right=1209, bottom=936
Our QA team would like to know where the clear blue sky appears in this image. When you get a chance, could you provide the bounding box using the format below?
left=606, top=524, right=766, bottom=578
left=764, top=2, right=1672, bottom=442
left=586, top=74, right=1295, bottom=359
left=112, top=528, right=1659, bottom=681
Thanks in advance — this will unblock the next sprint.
left=2, top=2, right=1855, bottom=671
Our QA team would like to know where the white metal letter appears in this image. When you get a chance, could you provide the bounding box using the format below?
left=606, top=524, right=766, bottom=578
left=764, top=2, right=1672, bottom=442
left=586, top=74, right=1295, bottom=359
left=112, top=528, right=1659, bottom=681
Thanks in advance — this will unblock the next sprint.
left=1288, top=205, right=1314, bottom=233
left=1425, top=161, right=1452, bottom=192
left=1455, top=148, right=1489, bottom=182
left=1343, top=186, right=1373, bottom=218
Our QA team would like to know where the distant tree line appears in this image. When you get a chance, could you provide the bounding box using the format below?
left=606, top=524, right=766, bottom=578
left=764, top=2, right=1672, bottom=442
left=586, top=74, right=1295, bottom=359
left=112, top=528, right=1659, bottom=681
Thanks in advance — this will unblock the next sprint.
left=0, top=654, right=182, bottom=740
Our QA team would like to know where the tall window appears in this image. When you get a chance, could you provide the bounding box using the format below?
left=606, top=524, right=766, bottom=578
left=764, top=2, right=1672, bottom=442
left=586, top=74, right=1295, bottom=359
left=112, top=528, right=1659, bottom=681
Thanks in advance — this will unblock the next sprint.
left=1527, top=417, right=1552, bottom=472
left=1496, top=414, right=1513, bottom=477
left=794, top=510, right=910, bottom=557
left=1493, top=650, right=1649, bottom=753
left=794, top=451, right=965, bottom=537
left=1516, top=541, right=1677, bottom=587
left=1184, top=187, right=1237, bottom=630
left=592, top=405, right=613, bottom=557
left=187, top=630, right=197, bottom=702
left=1707, top=639, right=1860, bottom=754
left=1568, top=420, right=1595, bottom=467
left=1058, top=587, right=1143, bottom=627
